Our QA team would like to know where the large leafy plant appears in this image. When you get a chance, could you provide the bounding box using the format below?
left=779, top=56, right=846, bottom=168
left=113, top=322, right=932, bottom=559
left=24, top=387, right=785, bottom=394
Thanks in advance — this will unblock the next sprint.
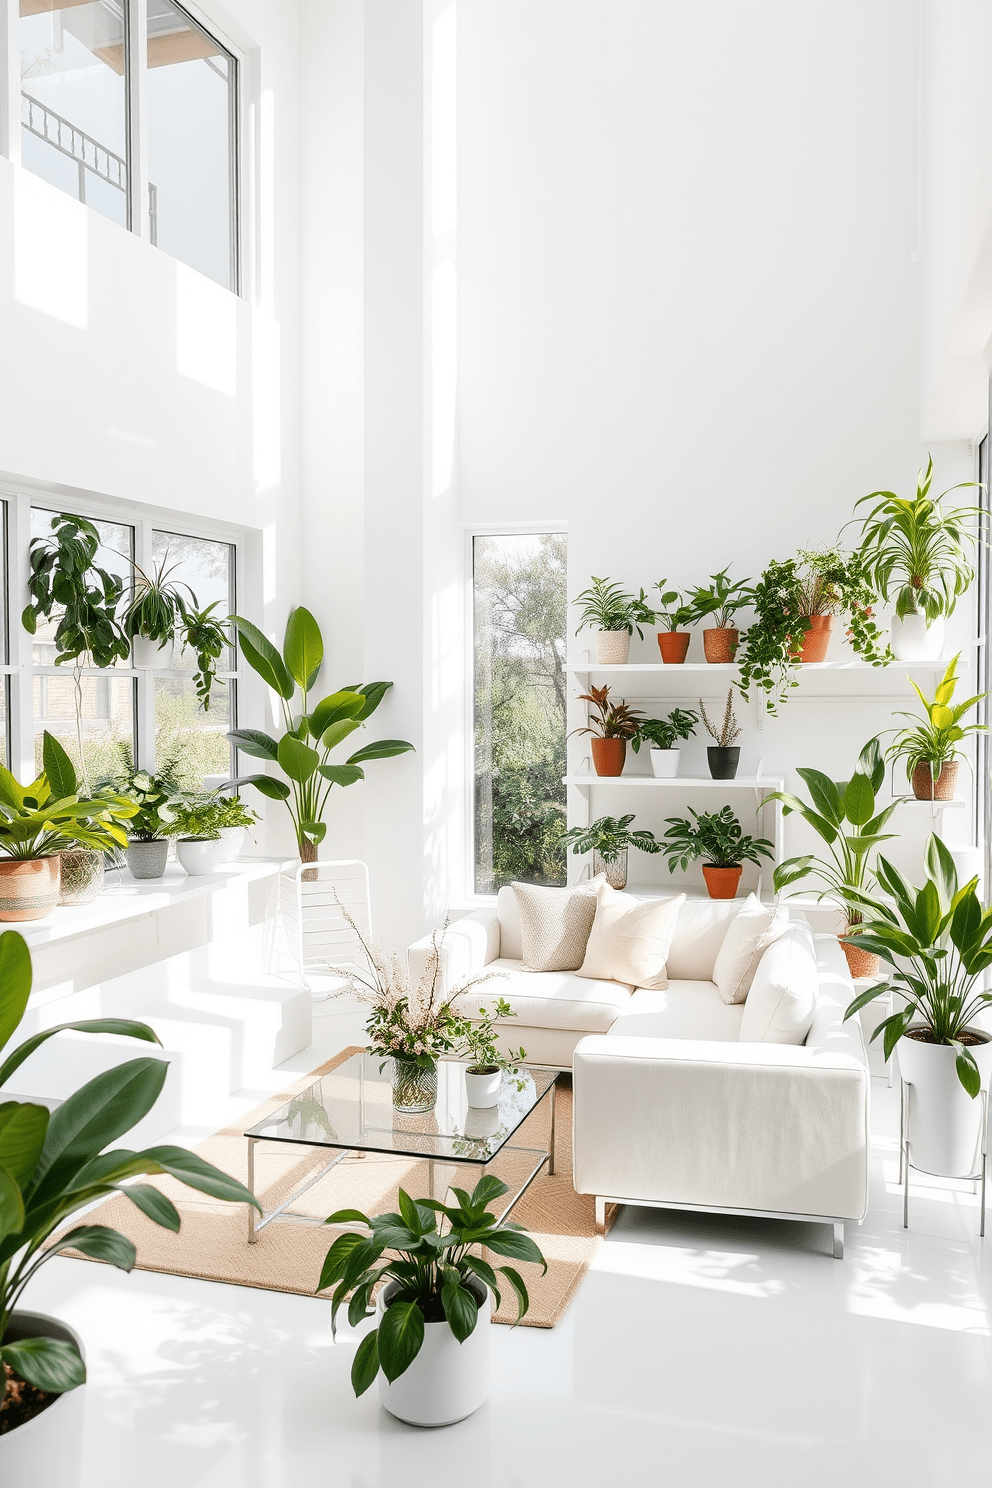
left=573, top=577, right=654, bottom=637
left=661, top=806, right=774, bottom=871
left=21, top=515, right=129, bottom=670
left=885, top=653, right=986, bottom=780
left=844, top=836, right=992, bottom=1095
left=561, top=813, right=662, bottom=865
left=227, top=608, right=414, bottom=862
left=0, top=930, right=259, bottom=1402
left=631, top=708, right=698, bottom=753
left=0, top=734, right=136, bottom=860
left=99, top=753, right=183, bottom=842
left=763, top=737, right=898, bottom=929
left=122, top=556, right=231, bottom=711
left=318, top=1175, right=546, bottom=1397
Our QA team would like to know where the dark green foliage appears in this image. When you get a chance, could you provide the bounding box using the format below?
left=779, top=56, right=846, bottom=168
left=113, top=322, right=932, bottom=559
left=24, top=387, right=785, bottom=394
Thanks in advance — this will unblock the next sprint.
left=22, top=514, right=129, bottom=669
left=661, top=806, right=774, bottom=872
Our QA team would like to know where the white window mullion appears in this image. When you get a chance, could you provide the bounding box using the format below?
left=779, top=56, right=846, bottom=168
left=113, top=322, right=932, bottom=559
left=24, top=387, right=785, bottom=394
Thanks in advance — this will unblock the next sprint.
left=10, top=494, right=36, bottom=782
left=135, top=518, right=155, bottom=772
left=126, top=0, right=150, bottom=241
left=0, top=0, right=20, bottom=166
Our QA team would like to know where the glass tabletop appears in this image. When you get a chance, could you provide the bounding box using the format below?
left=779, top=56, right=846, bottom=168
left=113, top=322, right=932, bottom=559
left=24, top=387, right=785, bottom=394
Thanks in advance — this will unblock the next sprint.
left=245, top=1053, right=558, bottom=1165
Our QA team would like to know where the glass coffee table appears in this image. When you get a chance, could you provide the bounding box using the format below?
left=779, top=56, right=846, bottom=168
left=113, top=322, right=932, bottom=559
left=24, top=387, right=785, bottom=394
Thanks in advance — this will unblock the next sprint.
left=244, top=1052, right=560, bottom=1243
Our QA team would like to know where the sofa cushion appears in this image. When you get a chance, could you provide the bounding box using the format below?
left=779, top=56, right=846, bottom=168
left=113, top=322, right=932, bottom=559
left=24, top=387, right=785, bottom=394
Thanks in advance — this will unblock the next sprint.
left=453, top=958, right=632, bottom=1034
left=738, top=922, right=818, bottom=1045
left=497, top=886, right=523, bottom=960
left=664, top=898, right=747, bottom=981
left=712, top=894, right=789, bottom=1004
left=510, top=878, right=604, bottom=971
left=577, top=886, right=685, bottom=989
left=607, top=982, right=746, bottom=1042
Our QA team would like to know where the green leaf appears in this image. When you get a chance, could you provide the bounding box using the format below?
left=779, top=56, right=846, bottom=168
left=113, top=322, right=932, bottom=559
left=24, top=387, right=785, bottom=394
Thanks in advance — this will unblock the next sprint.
left=53, top=1223, right=137, bottom=1270
left=795, top=768, right=844, bottom=826
left=397, top=1188, right=426, bottom=1234
left=1, top=1336, right=85, bottom=1395
left=470, top=1172, right=509, bottom=1209
left=42, top=731, right=77, bottom=798
left=376, top=1298, right=425, bottom=1383
left=320, top=718, right=362, bottom=752
left=476, top=1228, right=548, bottom=1268
left=0, top=1162, right=24, bottom=1242
left=317, top=765, right=364, bottom=787
left=119, top=1183, right=181, bottom=1231
left=351, top=681, right=392, bottom=720
left=325, top=1207, right=371, bottom=1227
left=0, top=931, right=33, bottom=1056
left=226, top=728, right=279, bottom=761
left=346, top=739, right=416, bottom=765
left=0, top=1018, right=161, bottom=1090
left=925, top=833, right=959, bottom=909
left=318, top=1230, right=369, bottom=1293
left=0, top=1101, right=49, bottom=1188
left=299, top=820, right=327, bottom=844
left=277, top=734, right=319, bottom=784
left=230, top=616, right=295, bottom=699
left=28, top=1058, right=169, bottom=1201
left=954, top=1044, right=982, bottom=1099
left=441, top=1279, right=480, bottom=1342
left=225, top=773, right=291, bottom=802
left=283, top=607, right=324, bottom=692
left=309, top=691, right=366, bottom=738
left=497, top=1264, right=530, bottom=1323
left=351, top=1329, right=380, bottom=1397
left=67, top=1144, right=260, bottom=1211
left=843, top=773, right=875, bottom=827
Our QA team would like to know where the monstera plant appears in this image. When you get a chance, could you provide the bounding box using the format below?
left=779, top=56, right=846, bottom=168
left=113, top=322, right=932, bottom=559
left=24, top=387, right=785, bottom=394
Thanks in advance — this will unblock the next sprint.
left=226, top=608, right=415, bottom=862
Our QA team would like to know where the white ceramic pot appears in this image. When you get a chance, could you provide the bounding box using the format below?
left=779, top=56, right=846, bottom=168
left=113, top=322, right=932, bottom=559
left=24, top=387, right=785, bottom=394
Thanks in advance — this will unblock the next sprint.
left=131, top=635, right=175, bottom=669
left=890, top=613, right=944, bottom=663
left=595, top=630, right=630, bottom=665
left=177, top=837, right=228, bottom=875
left=0, top=1311, right=85, bottom=1486
left=650, top=748, right=681, bottom=778
left=218, top=825, right=245, bottom=861
left=465, top=1067, right=501, bottom=1108
left=897, top=1026, right=992, bottom=1177
left=376, top=1277, right=490, bottom=1427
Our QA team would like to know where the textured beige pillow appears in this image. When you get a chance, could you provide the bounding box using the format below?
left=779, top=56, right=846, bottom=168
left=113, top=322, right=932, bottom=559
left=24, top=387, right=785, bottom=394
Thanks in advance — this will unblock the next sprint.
left=712, top=895, right=790, bottom=1005
left=576, top=885, right=685, bottom=989
left=511, top=876, right=605, bottom=972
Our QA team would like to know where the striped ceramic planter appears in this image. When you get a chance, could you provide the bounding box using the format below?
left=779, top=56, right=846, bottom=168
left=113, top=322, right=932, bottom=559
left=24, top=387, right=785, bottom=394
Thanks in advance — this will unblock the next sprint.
left=0, top=857, right=61, bottom=922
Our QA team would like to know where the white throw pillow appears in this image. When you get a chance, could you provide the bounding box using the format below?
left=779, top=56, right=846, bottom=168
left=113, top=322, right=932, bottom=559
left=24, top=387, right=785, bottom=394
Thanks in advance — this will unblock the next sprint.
left=712, top=894, right=789, bottom=1005
left=738, top=922, right=818, bottom=1045
left=512, top=876, right=605, bottom=972
left=576, top=885, right=686, bottom=989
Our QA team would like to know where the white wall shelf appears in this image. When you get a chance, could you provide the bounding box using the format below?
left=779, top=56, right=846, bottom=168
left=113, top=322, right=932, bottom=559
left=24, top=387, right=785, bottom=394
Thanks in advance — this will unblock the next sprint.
left=563, top=774, right=785, bottom=789
left=568, top=659, right=952, bottom=675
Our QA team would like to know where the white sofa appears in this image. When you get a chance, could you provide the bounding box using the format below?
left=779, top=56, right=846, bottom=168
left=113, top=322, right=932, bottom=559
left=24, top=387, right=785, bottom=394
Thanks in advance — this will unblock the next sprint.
left=410, top=889, right=870, bottom=1256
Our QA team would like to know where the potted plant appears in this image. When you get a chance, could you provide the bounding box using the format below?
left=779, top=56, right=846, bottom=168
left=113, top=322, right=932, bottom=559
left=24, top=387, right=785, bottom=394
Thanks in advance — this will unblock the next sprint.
left=630, top=708, right=698, bottom=777
left=851, top=456, right=985, bottom=661
left=571, top=685, right=643, bottom=776
left=561, top=813, right=662, bottom=890
left=167, top=797, right=232, bottom=876
left=661, top=806, right=774, bottom=899
left=699, top=689, right=742, bottom=778
left=762, top=738, right=899, bottom=978
left=844, top=835, right=992, bottom=1177
left=573, top=577, right=655, bottom=664
left=455, top=997, right=527, bottom=1109
left=39, top=737, right=138, bottom=908
left=0, top=736, right=135, bottom=922
left=207, top=794, right=258, bottom=861
left=885, top=654, right=986, bottom=801
left=0, top=929, right=259, bottom=1466
left=179, top=600, right=232, bottom=712
left=652, top=580, right=701, bottom=664
left=318, top=1175, right=546, bottom=1426
left=121, top=554, right=194, bottom=670
left=102, top=756, right=183, bottom=880
left=226, top=609, right=414, bottom=867
left=686, top=567, right=752, bottom=663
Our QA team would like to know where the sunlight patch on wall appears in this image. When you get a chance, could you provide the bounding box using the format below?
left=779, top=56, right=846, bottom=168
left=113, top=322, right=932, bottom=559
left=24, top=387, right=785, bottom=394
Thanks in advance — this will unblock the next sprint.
left=175, top=260, right=237, bottom=395
left=14, top=170, right=88, bottom=328
left=262, top=521, right=277, bottom=606
left=432, top=259, right=457, bottom=499
left=252, top=312, right=282, bottom=494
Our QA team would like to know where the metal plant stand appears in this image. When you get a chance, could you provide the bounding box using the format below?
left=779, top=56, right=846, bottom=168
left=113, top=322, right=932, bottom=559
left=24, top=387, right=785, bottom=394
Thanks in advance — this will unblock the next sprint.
left=899, top=1077, right=989, bottom=1236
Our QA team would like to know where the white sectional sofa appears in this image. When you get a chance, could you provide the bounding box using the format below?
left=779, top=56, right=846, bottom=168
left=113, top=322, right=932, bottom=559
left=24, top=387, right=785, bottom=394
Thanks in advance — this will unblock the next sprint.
left=409, top=888, right=870, bottom=1256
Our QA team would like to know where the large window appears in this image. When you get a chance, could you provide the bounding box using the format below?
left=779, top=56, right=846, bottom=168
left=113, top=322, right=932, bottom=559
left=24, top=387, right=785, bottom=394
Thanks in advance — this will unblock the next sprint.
left=473, top=532, right=567, bottom=894
left=15, top=0, right=239, bottom=291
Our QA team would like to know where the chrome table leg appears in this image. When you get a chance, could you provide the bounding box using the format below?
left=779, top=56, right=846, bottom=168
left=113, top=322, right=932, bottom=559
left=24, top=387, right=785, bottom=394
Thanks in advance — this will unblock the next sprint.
left=247, top=1136, right=258, bottom=1244
left=548, top=1078, right=557, bottom=1178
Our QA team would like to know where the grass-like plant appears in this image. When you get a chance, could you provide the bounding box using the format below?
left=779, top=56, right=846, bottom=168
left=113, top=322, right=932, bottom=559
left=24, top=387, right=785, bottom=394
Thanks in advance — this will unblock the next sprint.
left=661, top=806, right=774, bottom=872
left=573, top=577, right=654, bottom=637
left=631, top=708, right=698, bottom=753
left=561, top=813, right=662, bottom=865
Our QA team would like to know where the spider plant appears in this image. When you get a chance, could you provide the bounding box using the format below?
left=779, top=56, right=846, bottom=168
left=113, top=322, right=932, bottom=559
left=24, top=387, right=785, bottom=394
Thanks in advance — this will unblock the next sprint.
left=120, top=554, right=196, bottom=646
left=573, top=577, right=654, bottom=637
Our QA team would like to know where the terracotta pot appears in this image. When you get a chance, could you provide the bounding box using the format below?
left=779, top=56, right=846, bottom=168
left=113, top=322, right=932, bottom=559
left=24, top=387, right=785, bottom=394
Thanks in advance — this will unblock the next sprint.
left=911, top=760, right=958, bottom=801
left=591, top=738, right=626, bottom=776
left=794, top=613, right=834, bottom=663
left=702, top=864, right=743, bottom=900
left=595, top=631, right=630, bottom=665
left=657, top=632, right=691, bottom=664
left=703, top=627, right=739, bottom=664
left=840, top=935, right=880, bottom=980
left=0, top=858, right=61, bottom=922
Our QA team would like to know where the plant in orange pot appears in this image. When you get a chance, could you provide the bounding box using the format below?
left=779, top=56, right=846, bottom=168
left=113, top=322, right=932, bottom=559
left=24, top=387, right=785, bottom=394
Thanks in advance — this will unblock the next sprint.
left=884, top=654, right=987, bottom=802
left=571, top=686, right=642, bottom=776
left=661, top=806, right=773, bottom=900
left=685, top=567, right=753, bottom=663
left=652, top=581, right=701, bottom=663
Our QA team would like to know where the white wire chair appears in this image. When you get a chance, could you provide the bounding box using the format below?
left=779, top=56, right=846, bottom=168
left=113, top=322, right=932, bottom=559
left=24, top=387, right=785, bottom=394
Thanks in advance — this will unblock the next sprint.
left=279, top=859, right=372, bottom=1000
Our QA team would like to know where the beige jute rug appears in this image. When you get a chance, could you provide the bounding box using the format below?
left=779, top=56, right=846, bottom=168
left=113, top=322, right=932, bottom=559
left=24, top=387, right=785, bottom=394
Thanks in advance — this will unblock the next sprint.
left=68, top=1046, right=612, bottom=1328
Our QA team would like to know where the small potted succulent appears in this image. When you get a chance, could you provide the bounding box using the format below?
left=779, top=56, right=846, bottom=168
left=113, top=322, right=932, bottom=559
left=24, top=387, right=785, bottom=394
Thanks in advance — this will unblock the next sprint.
left=885, top=654, right=986, bottom=801
left=699, top=690, right=742, bottom=779
left=571, top=685, right=643, bottom=776
left=686, top=567, right=752, bottom=663
left=652, top=579, right=701, bottom=664
left=851, top=456, right=985, bottom=662
left=630, top=708, right=699, bottom=777
left=561, top=813, right=662, bottom=890
left=661, top=806, right=774, bottom=899
left=318, top=1176, right=546, bottom=1426
left=455, top=997, right=526, bottom=1109
left=573, top=576, right=655, bottom=664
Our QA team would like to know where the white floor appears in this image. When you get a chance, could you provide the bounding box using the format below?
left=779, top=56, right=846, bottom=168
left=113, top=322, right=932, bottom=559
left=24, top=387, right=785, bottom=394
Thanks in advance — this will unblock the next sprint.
left=22, top=1004, right=992, bottom=1487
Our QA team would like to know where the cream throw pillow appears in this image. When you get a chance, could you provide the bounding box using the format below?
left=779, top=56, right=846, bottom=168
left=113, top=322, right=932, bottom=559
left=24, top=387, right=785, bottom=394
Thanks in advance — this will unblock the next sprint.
left=511, top=876, right=605, bottom=972
left=712, top=894, right=790, bottom=1005
left=576, top=885, right=685, bottom=989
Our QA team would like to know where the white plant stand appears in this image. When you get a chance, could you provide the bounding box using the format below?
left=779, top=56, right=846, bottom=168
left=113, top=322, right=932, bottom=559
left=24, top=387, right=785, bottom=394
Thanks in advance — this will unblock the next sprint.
left=280, top=859, right=372, bottom=1001
left=899, top=1076, right=990, bottom=1236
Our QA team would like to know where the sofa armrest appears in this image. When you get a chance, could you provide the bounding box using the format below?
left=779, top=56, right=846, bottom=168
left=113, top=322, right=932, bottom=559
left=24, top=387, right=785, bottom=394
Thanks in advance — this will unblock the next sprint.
left=408, top=908, right=500, bottom=995
left=572, top=1035, right=869, bottom=1221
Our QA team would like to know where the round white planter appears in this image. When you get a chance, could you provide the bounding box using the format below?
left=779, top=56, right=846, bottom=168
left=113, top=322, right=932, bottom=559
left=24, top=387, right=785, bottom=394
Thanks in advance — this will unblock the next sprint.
left=897, top=1026, right=992, bottom=1177
left=650, top=748, right=681, bottom=778
left=131, top=635, right=175, bottom=669
left=218, top=826, right=245, bottom=861
left=595, top=630, right=630, bottom=665
left=376, top=1278, right=490, bottom=1427
left=465, top=1067, right=501, bottom=1108
left=0, top=1312, right=85, bottom=1485
left=890, top=613, right=944, bottom=662
left=177, top=837, right=228, bottom=875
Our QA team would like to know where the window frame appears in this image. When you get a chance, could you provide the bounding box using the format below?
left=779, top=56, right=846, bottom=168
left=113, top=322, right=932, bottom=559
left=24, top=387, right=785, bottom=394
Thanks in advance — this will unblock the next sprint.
left=4, top=0, right=243, bottom=296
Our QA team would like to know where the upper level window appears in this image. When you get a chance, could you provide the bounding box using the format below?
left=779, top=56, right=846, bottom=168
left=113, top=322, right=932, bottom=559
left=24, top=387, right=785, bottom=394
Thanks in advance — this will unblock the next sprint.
left=17, top=0, right=239, bottom=292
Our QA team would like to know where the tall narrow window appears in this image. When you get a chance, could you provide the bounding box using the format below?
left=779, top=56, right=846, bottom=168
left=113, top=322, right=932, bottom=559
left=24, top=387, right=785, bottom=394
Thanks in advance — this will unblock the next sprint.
left=145, top=0, right=237, bottom=290
left=19, top=1, right=129, bottom=229
left=473, top=533, right=567, bottom=894
left=977, top=429, right=990, bottom=891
